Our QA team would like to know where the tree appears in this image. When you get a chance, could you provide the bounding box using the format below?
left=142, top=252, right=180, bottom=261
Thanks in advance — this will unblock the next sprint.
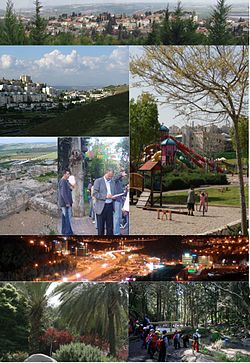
left=18, top=282, right=51, bottom=354
left=230, top=116, right=248, bottom=160
left=1, top=0, right=26, bottom=44
left=0, top=283, right=29, bottom=355
left=130, top=93, right=160, bottom=164
left=53, top=283, right=128, bottom=357
left=160, top=6, right=171, bottom=45
left=130, top=46, right=248, bottom=234
left=208, top=0, right=233, bottom=45
left=30, top=0, right=47, bottom=45
left=116, top=137, right=129, bottom=170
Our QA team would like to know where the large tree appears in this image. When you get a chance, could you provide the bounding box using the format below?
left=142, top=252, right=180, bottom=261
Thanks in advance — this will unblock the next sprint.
left=130, top=46, right=248, bottom=234
left=53, top=282, right=128, bottom=357
left=30, top=0, right=47, bottom=45
left=208, top=0, right=233, bottom=45
left=18, top=282, right=51, bottom=354
left=130, top=92, right=160, bottom=164
left=1, top=0, right=26, bottom=44
left=0, top=283, right=29, bottom=356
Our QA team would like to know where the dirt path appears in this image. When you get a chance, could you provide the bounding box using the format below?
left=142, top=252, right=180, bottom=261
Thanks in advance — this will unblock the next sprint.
left=128, top=339, right=217, bottom=362
left=0, top=210, right=59, bottom=235
left=130, top=205, right=242, bottom=235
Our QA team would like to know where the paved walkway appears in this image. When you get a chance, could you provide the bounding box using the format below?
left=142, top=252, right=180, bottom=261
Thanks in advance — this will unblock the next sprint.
left=130, top=205, right=243, bottom=235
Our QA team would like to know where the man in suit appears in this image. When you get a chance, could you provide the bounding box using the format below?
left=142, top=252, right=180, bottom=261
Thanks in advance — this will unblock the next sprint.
left=93, top=168, right=115, bottom=235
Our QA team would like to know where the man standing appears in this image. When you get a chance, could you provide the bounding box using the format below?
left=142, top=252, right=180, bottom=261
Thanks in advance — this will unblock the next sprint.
left=113, top=168, right=127, bottom=235
left=187, top=186, right=195, bottom=216
left=59, top=169, right=73, bottom=235
left=93, top=168, right=115, bottom=235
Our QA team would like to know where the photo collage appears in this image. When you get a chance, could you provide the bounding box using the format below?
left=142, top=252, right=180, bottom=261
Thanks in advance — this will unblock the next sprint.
left=0, top=0, right=249, bottom=362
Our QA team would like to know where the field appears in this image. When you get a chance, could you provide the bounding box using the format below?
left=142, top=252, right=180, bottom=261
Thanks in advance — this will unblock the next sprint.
left=161, top=186, right=249, bottom=207
left=29, top=91, right=129, bottom=136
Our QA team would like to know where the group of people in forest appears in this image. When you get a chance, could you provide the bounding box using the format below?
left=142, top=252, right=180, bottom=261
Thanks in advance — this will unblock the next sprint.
left=129, top=317, right=201, bottom=362
left=59, top=167, right=129, bottom=236
left=187, top=187, right=208, bottom=216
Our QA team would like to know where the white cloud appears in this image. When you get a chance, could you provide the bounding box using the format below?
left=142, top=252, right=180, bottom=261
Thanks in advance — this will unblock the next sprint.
left=0, top=47, right=128, bottom=86
left=0, top=54, right=14, bottom=69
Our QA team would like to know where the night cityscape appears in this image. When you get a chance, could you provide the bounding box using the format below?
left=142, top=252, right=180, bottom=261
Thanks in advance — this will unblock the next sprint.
left=0, top=235, right=248, bottom=282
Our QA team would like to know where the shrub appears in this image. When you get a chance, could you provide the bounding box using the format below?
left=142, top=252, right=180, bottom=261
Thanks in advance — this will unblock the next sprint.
left=40, top=328, right=74, bottom=355
left=53, top=342, right=114, bottom=362
left=1, top=351, right=28, bottom=362
left=210, top=332, right=222, bottom=342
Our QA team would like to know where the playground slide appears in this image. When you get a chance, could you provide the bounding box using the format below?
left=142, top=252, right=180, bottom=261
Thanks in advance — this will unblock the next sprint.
left=170, top=136, right=224, bottom=173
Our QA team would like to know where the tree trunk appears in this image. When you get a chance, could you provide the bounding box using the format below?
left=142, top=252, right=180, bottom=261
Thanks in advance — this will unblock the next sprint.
left=70, top=137, right=85, bottom=217
left=233, top=119, right=248, bottom=235
left=108, top=307, right=116, bottom=357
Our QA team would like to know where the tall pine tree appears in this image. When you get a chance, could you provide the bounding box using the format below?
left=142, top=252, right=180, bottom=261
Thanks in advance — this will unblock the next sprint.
left=208, top=0, right=232, bottom=44
left=30, top=0, right=47, bottom=45
left=1, top=0, right=26, bottom=44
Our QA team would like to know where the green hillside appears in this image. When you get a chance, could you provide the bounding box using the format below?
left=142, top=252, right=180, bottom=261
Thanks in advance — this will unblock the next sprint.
left=28, top=91, right=129, bottom=136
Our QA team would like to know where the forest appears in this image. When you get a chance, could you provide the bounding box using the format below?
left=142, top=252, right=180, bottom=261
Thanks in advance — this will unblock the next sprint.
left=0, top=282, right=128, bottom=362
left=129, top=282, right=250, bottom=362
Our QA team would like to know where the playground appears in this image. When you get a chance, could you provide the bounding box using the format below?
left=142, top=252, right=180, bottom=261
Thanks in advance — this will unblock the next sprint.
left=130, top=125, right=248, bottom=235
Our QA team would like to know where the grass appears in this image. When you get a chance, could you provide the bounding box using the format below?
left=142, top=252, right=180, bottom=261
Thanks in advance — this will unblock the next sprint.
left=28, top=92, right=129, bottom=136
left=160, top=186, right=248, bottom=207
left=34, top=171, right=57, bottom=182
left=200, top=347, right=250, bottom=362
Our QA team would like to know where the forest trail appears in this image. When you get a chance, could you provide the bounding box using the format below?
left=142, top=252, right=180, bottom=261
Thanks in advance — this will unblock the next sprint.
left=128, top=339, right=218, bottom=362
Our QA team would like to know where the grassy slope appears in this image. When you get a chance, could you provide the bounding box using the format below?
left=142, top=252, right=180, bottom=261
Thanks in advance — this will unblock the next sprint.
left=161, top=186, right=249, bottom=207
left=28, top=91, right=129, bottom=136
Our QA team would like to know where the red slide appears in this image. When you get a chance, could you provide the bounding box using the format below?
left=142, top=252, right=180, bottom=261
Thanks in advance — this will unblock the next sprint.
left=170, top=136, right=224, bottom=173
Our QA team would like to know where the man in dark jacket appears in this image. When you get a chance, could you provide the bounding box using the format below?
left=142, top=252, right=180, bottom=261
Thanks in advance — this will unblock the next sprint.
left=59, top=169, right=73, bottom=235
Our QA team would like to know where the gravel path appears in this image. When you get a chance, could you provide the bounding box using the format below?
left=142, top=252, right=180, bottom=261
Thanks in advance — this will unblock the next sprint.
left=130, top=205, right=243, bottom=235
left=0, top=210, right=59, bottom=235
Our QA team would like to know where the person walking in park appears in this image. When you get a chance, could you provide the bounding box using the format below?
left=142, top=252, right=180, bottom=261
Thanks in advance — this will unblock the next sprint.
left=192, top=329, right=201, bottom=353
left=93, top=168, right=115, bottom=235
left=113, top=168, right=127, bottom=235
left=173, top=330, right=181, bottom=349
left=59, top=169, right=74, bottom=235
left=157, top=330, right=169, bottom=362
left=199, top=191, right=208, bottom=216
left=187, top=186, right=195, bottom=216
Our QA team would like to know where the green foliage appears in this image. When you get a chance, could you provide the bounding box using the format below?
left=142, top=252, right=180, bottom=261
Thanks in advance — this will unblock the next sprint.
left=34, top=171, right=57, bottom=182
left=130, top=93, right=160, bottom=163
left=230, top=116, right=249, bottom=159
left=53, top=342, right=113, bottom=362
left=161, top=170, right=228, bottom=191
left=208, top=0, right=233, bottom=44
left=52, top=283, right=128, bottom=357
left=0, top=284, right=29, bottom=355
left=0, top=351, right=28, bottom=362
left=0, top=0, right=26, bottom=44
left=28, top=92, right=129, bottom=136
left=30, top=0, right=47, bottom=45
left=210, top=332, right=222, bottom=342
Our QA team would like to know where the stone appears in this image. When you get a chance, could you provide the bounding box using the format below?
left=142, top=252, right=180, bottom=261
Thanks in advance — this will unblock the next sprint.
left=25, top=354, right=57, bottom=362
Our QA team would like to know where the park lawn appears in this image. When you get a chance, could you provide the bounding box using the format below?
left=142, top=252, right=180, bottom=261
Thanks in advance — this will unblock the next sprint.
left=161, top=185, right=248, bottom=207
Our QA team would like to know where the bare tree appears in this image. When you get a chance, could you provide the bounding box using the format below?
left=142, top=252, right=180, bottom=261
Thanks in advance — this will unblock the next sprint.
left=131, top=46, right=248, bottom=234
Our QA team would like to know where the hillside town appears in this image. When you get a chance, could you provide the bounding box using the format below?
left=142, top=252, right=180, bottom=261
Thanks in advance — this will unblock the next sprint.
left=15, top=8, right=249, bottom=39
left=0, top=75, right=119, bottom=112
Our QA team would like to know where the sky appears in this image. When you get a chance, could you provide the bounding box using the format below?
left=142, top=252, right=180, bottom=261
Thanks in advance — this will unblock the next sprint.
left=129, top=47, right=232, bottom=128
left=0, top=46, right=129, bottom=87
left=0, top=0, right=223, bottom=9
left=0, top=137, right=57, bottom=144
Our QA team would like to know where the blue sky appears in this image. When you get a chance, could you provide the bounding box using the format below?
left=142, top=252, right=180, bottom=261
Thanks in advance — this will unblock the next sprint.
left=0, top=1, right=223, bottom=9
left=0, top=46, right=129, bottom=86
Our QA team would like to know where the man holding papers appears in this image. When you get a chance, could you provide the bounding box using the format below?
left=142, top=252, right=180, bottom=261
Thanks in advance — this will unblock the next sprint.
left=93, top=168, right=116, bottom=235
